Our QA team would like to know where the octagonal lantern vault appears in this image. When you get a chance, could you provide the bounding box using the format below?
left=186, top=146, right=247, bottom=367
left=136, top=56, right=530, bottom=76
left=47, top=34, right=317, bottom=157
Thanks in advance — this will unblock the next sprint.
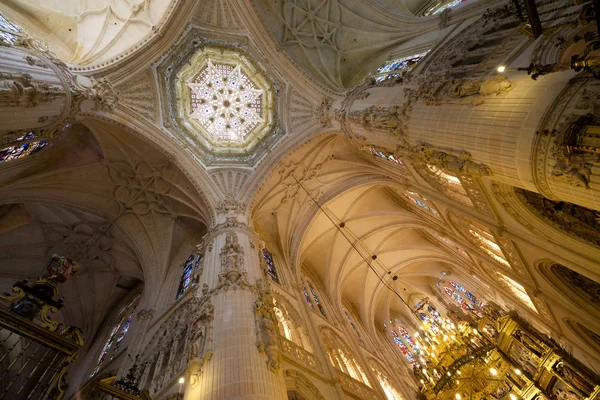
left=175, top=48, right=275, bottom=153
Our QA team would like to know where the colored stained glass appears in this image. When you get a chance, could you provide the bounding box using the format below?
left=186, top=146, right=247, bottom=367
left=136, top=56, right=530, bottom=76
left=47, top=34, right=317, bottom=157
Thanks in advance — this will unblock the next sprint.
left=344, top=309, right=365, bottom=346
left=302, top=283, right=313, bottom=309
left=176, top=255, right=195, bottom=300
left=392, top=331, right=418, bottom=366
left=91, top=294, right=140, bottom=376
left=373, top=52, right=429, bottom=82
left=369, top=147, right=403, bottom=165
left=403, top=190, right=438, bottom=215
left=262, top=249, right=280, bottom=284
left=0, top=132, right=48, bottom=163
left=308, top=282, right=327, bottom=318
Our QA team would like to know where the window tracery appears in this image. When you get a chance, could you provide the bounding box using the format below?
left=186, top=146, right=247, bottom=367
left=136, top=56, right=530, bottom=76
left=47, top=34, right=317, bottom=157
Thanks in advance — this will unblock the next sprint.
left=321, top=328, right=371, bottom=387
left=422, top=0, right=468, bottom=16
left=0, top=132, right=49, bottom=163
left=343, top=309, right=365, bottom=347
left=302, top=278, right=327, bottom=318
left=189, top=60, right=264, bottom=143
left=369, top=146, right=403, bottom=165
left=468, top=228, right=510, bottom=268
left=426, top=165, right=473, bottom=207
left=371, top=52, right=429, bottom=82
left=437, top=279, right=485, bottom=319
left=0, top=12, right=21, bottom=45
left=494, top=272, right=537, bottom=313
left=176, top=254, right=200, bottom=300
left=91, top=293, right=141, bottom=376
left=262, top=249, right=280, bottom=284
left=371, top=363, right=405, bottom=400
left=390, top=321, right=421, bottom=367
left=430, top=231, right=469, bottom=258
left=402, top=190, right=439, bottom=215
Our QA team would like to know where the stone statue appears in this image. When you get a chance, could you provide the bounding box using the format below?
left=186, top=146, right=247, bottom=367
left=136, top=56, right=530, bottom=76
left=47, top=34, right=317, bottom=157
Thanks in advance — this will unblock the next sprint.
left=40, top=254, right=80, bottom=284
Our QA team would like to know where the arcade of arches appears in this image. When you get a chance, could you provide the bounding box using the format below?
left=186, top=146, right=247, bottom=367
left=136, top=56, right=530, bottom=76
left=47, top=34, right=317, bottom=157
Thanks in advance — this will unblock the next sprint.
left=0, top=0, right=599, bottom=399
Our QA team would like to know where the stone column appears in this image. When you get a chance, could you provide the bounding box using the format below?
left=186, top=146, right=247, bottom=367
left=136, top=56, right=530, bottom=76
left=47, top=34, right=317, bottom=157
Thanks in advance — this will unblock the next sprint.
left=183, top=201, right=287, bottom=400
left=0, top=44, right=69, bottom=134
left=0, top=40, right=118, bottom=137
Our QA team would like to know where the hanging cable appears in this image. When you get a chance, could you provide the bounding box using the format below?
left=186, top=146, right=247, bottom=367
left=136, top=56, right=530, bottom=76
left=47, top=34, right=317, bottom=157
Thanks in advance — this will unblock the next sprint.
left=291, top=175, right=419, bottom=318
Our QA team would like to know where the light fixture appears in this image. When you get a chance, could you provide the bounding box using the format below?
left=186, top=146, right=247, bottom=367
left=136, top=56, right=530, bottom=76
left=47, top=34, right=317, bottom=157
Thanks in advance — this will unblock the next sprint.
left=179, top=377, right=185, bottom=384
left=490, top=368, right=498, bottom=376
left=455, top=394, right=462, bottom=400
left=510, top=394, right=517, bottom=400
left=514, top=369, right=521, bottom=375
left=497, top=66, right=506, bottom=73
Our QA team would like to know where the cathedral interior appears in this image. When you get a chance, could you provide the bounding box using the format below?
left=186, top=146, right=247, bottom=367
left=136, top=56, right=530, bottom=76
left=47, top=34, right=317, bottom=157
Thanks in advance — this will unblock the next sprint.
left=0, top=0, right=599, bottom=399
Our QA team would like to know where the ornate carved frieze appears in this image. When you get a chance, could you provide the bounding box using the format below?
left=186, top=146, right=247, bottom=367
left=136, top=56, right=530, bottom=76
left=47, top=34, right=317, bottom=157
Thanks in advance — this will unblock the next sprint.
left=116, top=71, right=156, bottom=120
left=0, top=72, right=64, bottom=108
left=216, top=232, right=251, bottom=291
left=532, top=77, right=600, bottom=199
left=254, top=278, right=280, bottom=372
left=348, top=105, right=408, bottom=136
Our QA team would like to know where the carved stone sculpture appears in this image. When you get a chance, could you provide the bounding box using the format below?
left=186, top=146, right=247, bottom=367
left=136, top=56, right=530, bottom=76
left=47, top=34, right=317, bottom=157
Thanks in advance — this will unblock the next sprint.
left=217, top=232, right=250, bottom=290
left=254, top=279, right=280, bottom=372
left=0, top=72, right=64, bottom=108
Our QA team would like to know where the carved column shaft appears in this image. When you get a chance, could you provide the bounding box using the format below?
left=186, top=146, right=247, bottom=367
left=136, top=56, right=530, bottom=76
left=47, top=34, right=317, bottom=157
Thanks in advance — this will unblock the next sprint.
left=184, top=222, right=287, bottom=400
left=0, top=45, right=69, bottom=134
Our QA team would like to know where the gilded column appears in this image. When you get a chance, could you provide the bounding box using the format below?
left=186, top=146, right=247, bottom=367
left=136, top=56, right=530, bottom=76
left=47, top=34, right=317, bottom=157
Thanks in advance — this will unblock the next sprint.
left=183, top=199, right=287, bottom=400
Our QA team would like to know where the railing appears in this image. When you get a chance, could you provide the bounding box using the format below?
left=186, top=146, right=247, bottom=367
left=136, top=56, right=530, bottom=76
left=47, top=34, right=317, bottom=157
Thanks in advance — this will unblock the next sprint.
left=279, top=336, right=321, bottom=373
left=0, top=305, right=82, bottom=399
left=337, top=372, right=378, bottom=400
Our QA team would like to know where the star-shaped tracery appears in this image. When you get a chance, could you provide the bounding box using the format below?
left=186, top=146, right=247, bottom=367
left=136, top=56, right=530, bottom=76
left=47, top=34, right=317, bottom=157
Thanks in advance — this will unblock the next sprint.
left=188, top=60, right=264, bottom=142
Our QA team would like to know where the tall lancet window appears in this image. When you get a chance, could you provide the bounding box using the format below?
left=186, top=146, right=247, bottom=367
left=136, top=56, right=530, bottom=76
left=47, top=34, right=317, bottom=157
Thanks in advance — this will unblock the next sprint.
left=343, top=309, right=365, bottom=347
left=423, top=0, right=467, bottom=16
left=0, top=132, right=49, bottom=163
left=308, top=281, right=327, bottom=318
left=0, top=13, right=21, bottom=45
left=176, top=254, right=199, bottom=300
left=91, top=293, right=141, bottom=376
left=262, top=249, right=280, bottom=284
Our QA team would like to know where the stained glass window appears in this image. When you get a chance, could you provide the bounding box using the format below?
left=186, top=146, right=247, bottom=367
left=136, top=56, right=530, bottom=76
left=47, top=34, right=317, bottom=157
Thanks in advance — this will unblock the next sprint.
left=344, top=309, right=365, bottom=346
left=372, top=52, right=429, bottom=82
left=392, top=331, right=419, bottom=366
left=308, top=281, right=327, bottom=318
left=427, top=165, right=473, bottom=206
left=91, top=293, right=141, bottom=377
left=495, top=273, right=537, bottom=312
left=262, top=249, right=279, bottom=284
left=440, top=282, right=485, bottom=319
left=0, top=132, right=49, bottom=163
left=423, top=0, right=468, bottom=16
left=176, top=255, right=195, bottom=300
left=468, top=228, right=511, bottom=268
left=0, top=13, right=21, bottom=45
left=431, top=231, right=469, bottom=258
left=302, top=282, right=313, bottom=309
left=188, top=60, right=264, bottom=142
left=403, top=190, right=439, bottom=215
left=369, top=147, right=403, bottom=165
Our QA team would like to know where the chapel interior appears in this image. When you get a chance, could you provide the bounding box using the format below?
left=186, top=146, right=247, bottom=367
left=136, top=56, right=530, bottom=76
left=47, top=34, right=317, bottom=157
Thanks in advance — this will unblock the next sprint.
left=0, top=0, right=599, bottom=399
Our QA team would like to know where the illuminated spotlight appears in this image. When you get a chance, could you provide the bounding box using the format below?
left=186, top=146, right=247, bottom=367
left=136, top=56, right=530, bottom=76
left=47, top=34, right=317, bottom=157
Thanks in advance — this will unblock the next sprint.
left=510, top=394, right=517, bottom=400
left=179, top=377, right=185, bottom=384
left=490, top=368, right=498, bottom=376
left=497, top=66, right=506, bottom=73
left=514, top=369, right=521, bottom=375
left=455, top=394, right=462, bottom=400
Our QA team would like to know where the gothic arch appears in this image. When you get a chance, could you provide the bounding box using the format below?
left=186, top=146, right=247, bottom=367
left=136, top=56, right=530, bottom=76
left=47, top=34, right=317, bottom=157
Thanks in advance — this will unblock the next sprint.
left=271, top=290, right=314, bottom=352
left=564, top=318, right=600, bottom=356
left=283, top=370, right=327, bottom=400
left=537, top=260, right=600, bottom=317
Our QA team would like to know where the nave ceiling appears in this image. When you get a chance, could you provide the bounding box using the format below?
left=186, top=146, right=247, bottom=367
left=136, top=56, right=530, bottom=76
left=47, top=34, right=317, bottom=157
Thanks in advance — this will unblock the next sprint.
left=1, top=0, right=600, bottom=396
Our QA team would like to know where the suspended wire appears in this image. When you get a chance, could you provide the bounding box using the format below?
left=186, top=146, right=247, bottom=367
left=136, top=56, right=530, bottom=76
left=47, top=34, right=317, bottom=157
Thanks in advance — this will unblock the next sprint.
left=291, top=175, right=418, bottom=317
